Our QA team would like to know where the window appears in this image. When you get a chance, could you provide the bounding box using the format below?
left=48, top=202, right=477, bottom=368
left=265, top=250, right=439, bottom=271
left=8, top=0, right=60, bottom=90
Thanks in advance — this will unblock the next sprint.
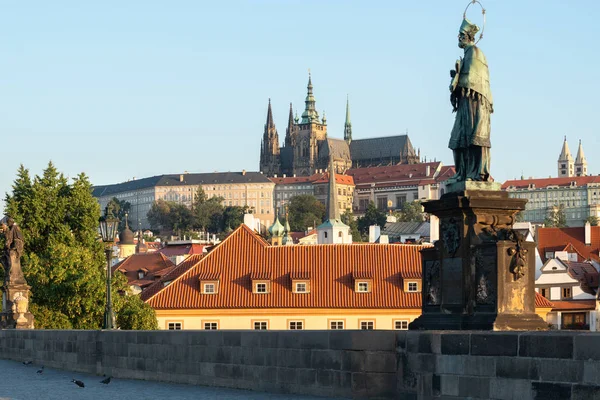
left=357, top=282, right=370, bottom=293
left=289, top=321, right=303, bottom=330
left=324, top=232, right=328, bottom=239
left=394, top=320, right=409, bottom=330
left=359, top=199, right=369, bottom=211
left=377, top=197, right=388, bottom=210
left=256, top=283, right=267, bottom=293
left=295, top=282, right=307, bottom=293
left=167, top=322, right=182, bottom=330
left=540, top=288, right=549, bottom=299
left=204, top=283, right=216, bottom=294
left=360, top=320, right=375, bottom=330
left=329, top=320, right=344, bottom=330
left=204, top=322, right=218, bottom=330
left=253, top=321, right=268, bottom=330
left=562, top=287, right=572, bottom=299
left=396, top=195, right=407, bottom=208
left=138, top=271, right=145, bottom=279
left=338, top=231, right=343, bottom=238
left=407, top=282, right=418, bottom=292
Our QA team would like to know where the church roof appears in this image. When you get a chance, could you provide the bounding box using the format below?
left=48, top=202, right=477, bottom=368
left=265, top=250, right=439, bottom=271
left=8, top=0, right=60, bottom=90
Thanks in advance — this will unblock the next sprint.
left=318, top=138, right=351, bottom=162
left=349, top=135, right=416, bottom=164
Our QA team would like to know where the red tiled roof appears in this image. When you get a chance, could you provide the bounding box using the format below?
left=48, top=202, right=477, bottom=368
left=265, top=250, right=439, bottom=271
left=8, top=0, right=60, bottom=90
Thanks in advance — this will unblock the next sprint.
left=537, top=226, right=600, bottom=263
left=113, top=253, right=175, bottom=288
left=146, top=224, right=427, bottom=310
left=566, top=261, right=599, bottom=294
left=159, top=243, right=206, bottom=257
left=312, top=172, right=354, bottom=185
left=139, top=254, right=204, bottom=302
left=502, top=175, right=600, bottom=190
left=550, top=300, right=595, bottom=311
left=347, top=162, right=442, bottom=187
left=535, top=292, right=554, bottom=308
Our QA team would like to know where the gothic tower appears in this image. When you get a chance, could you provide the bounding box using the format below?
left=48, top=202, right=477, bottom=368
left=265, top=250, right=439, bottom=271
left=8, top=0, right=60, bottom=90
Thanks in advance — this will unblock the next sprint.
left=557, top=136, right=574, bottom=177
left=259, top=99, right=281, bottom=176
left=293, top=73, right=328, bottom=176
left=284, top=103, right=297, bottom=148
left=574, top=139, right=588, bottom=177
left=317, top=157, right=351, bottom=244
left=344, top=95, right=352, bottom=144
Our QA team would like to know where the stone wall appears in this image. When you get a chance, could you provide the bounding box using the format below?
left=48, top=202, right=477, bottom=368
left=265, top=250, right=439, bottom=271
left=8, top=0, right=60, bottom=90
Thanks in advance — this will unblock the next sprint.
left=0, top=329, right=599, bottom=399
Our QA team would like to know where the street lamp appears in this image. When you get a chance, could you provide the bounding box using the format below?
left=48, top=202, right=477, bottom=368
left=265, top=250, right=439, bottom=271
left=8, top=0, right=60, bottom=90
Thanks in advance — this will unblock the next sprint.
left=99, top=207, right=119, bottom=330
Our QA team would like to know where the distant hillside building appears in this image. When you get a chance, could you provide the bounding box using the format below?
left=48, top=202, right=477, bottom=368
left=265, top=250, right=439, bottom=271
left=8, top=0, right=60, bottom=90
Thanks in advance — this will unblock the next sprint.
left=93, top=171, right=275, bottom=231
left=259, top=74, right=420, bottom=177
left=346, top=162, right=455, bottom=215
left=502, top=176, right=600, bottom=227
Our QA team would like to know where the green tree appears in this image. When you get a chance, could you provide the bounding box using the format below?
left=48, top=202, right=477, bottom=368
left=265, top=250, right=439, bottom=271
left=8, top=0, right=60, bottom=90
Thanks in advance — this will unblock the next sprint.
left=115, top=293, right=158, bottom=330
left=191, top=186, right=224, bottom=231
left=147, top=199, right=173, bottom=230
left=544, top=203, right=568, bottom=228
left=357, top=201, right=387, bottom=236
left=4, top=162, right=157, bottom=329
left=395, top=200, right=426, bottom=222
left=105, top=197, right=132, bottom=231
left=287, top=195, right=326, bottom=232
left=222, top=205, right=249, bottom=231
left=341, top=210, right=362, bottom=242
left=585, top=216, right=599, bottom=226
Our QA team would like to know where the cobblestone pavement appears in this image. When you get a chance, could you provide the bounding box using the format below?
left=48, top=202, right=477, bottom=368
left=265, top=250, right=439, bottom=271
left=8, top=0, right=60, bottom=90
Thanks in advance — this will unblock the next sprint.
left=0, top=360, right=335, bottom=400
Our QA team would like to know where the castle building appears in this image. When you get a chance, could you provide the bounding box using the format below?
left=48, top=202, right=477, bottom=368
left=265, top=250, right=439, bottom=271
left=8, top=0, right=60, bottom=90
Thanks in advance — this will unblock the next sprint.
left=259, top=74, right=419, bottom=177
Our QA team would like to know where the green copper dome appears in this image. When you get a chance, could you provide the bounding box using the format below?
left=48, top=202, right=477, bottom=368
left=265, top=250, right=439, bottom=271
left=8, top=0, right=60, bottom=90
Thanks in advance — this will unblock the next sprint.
left=269, top=216, right=285, bottom=237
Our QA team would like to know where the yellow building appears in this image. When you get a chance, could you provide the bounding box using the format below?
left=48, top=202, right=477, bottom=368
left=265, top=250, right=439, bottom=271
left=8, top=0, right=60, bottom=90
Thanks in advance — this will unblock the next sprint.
left=143, top=224, right=554, bottom=330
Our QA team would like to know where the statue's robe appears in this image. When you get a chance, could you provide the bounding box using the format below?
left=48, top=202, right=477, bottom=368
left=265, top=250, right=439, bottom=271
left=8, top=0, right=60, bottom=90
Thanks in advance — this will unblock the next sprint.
left=3, top=225, right=26, bottom=285
left=449, top=45, right=493, bottom=181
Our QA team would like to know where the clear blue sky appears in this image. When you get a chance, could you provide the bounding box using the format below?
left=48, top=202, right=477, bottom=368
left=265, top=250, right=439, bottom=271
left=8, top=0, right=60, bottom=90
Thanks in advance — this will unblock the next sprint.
left=2, top=1, right=599, bottom=210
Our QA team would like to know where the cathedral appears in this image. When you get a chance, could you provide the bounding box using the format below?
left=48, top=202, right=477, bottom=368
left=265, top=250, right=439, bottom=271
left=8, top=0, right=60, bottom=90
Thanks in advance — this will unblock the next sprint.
left=259, top=74, right=420, bottom=177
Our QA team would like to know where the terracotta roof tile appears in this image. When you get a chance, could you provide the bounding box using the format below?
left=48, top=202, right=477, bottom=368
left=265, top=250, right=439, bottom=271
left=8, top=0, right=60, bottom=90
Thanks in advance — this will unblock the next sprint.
left=198, top=271, right=221, bottom=281
left=290, top=271, right=310, bottom=280
left=347, top=162, right=442, bottom=187
left=550, top=300, right=595, bottom=311
left=534, top=292, right=554, bottom=308
left=159, top=243, right=206, bottom=257
left=146, top=224, right=427, bottom=310
left=269, top=172, right=354, bottom=186
left=502, top=175, right=600, bottom=190
left=140, top=254, right=204, bottom=302
left=112, top=253, right=175, bottom=286
left=537, top=226, right=600, bottom=263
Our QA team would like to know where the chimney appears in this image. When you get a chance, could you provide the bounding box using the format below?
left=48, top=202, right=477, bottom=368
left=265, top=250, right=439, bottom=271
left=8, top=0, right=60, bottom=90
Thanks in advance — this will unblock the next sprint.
left=430, top=215, right=439, bottom=242
left=242, top=169, right=246, bottom=176
left=293, top=174, right=296, bottom=178
left=426, top=165, right=431, bottom=176
left=243, top=213, right=255, bottom=230
left=273, top=173, right=277, bottom=178
left=283, top=174, right=287, bottom=178
left=368, top=225, right=381, bottom=243
left=179, top=174, right=184, bottom=182
left=585, top=221, right=591, bottom=246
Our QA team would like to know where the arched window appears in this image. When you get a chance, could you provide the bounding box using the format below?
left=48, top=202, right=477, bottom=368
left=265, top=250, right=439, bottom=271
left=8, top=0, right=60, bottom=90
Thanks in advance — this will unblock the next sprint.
left=338, top=231, right=342, bottom=238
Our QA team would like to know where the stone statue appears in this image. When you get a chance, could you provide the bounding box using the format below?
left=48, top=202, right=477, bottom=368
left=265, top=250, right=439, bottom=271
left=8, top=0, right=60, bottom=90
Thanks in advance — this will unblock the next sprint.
left=447, top=18, right=493, bottom=183
left=1, top=217, right=27, bottom=286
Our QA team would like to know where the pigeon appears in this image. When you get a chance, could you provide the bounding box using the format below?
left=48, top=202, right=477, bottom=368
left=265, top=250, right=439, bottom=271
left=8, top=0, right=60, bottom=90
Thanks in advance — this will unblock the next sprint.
left=36, top=366, right=44, bottom=374
left=100, top=376, right=111, bottom=384
left=71, top=379, right=85, bottom=388
left=22, top=361, right=32, bottom=366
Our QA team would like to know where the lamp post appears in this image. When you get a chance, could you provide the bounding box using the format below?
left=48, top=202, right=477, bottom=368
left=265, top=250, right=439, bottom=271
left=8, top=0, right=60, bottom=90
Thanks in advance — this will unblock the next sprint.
left=99, top=208, right=119, bottom=330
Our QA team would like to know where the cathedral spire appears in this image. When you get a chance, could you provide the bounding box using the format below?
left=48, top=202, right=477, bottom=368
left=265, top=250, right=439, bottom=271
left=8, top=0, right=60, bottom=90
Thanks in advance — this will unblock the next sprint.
left=558, top=136, right=575, bottom=177
left=344, top=95, right=352, bottom=144
left=575, top=139, right=588, bottom=176
left=558, top=136, right=573, bottom=161
left=301, top=71, right=319, bottom=124
left=265, top=98, right=275, bottom=129
left=285, top=102, right=295, bottom=147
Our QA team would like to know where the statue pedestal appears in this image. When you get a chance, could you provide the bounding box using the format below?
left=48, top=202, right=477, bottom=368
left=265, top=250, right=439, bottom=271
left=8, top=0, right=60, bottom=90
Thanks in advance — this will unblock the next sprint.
left=410, top=189, right=547, bottom=331
left=1, top=284, right=35, bottom=329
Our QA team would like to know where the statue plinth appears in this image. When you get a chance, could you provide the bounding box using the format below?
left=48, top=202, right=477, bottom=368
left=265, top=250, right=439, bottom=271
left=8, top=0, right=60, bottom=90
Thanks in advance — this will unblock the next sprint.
left=410, top=189, right=547, bottom=331
left=445, top=180, right=502, bottom=193
left=1, top=284, right=35, bottom=330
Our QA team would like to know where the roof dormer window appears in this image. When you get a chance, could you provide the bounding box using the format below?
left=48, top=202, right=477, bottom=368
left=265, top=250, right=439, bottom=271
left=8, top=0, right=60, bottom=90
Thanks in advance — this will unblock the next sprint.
left=198, top=272, right=221, bottom=294
left=291, top=271, right=310, bottom=294
left=353, top=271, right=373, bottom=293
left=251, top=272, right=272, bottom=294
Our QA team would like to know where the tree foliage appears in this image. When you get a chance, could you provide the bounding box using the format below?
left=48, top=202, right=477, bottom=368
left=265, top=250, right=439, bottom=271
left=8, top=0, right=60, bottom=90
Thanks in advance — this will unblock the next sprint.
left=116, top=292, right=158, bottom=330
left=357, top=201, right=387, bottom=236
left=191, top=186, right=225, bottom=232
left=341, top=210, right=362, bottom=242
left=147, top=200, right=193, bottom=234
left=105, top=197, right=132, bottom=231
left=287, top=195, right=326, bottom=232
left=544, top=203, right=568, bottom=228
left=585, top=216, right=599, bottom=226
left=4, top=162, right=157, bottom=330
left=395, top=200, right=426, bottom=222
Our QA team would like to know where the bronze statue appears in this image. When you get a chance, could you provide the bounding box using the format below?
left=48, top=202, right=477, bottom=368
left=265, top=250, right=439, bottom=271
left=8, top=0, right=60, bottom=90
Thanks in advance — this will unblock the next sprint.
left=1, top=217, right=26, bottom=285
left=447, top=17, right=493, bottom=183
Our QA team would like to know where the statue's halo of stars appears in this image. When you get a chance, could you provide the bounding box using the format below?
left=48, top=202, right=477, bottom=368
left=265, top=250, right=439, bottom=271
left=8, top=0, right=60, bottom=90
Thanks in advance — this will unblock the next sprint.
left=463, top=0, right=486, bottom=44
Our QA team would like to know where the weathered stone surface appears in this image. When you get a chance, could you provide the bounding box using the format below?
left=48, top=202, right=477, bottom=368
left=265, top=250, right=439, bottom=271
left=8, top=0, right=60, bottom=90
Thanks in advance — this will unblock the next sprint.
left=440, top=333, right=470, bottom=355
left=471, top=333, right=518, bottom=356
left=572, top=384, right=600, bottom=400
left=489, top=378, right=531, bottom=400
left=458, top=376, right=490, bottom=398
left=496, top=356, right=539, bottom=380
left=574, top=335, right=600, bottom=361
left=531, top=382, right=572, bottom=400
left=519, top=334, right=573, bottom=359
